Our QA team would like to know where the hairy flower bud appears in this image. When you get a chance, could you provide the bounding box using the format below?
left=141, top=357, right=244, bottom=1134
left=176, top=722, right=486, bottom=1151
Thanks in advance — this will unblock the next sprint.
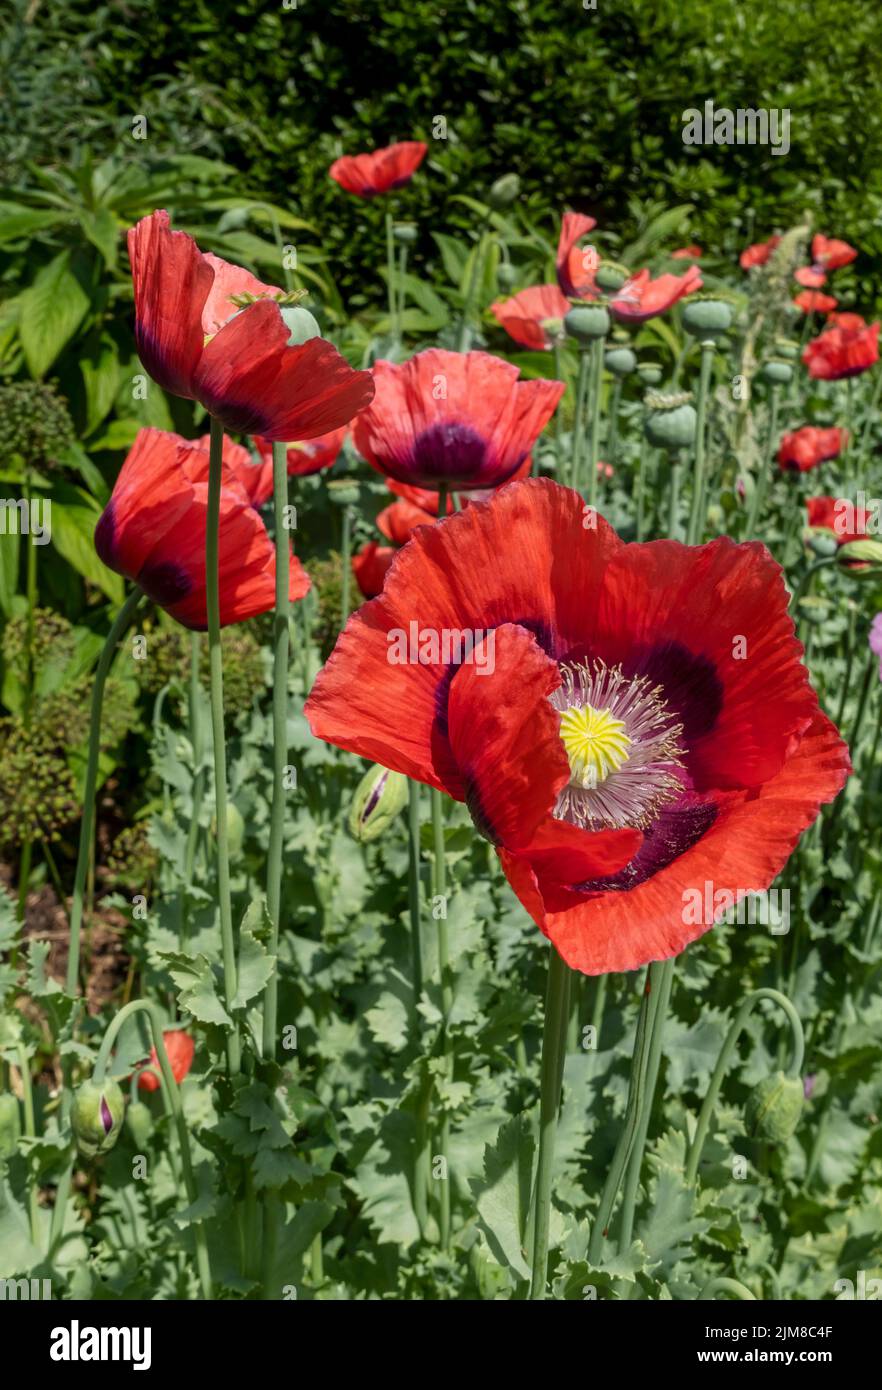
left=487, top=174, right=521, bottom=210
left=349, top=764, right=408, bottom=842
left=745, top=1071, right=804, bottom=1142
left=126, top=1100, right=155, bottom=1149
left=496, top=262, right=518, bottom=292
left=71, top=1079, right=125, bottom=1158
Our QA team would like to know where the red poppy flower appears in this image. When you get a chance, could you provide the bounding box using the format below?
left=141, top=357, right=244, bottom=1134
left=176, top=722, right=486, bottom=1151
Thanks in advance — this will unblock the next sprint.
left=806, top=495, right=870, bottom=543
left=793, top=290, right=837, bottom=314
left=329, top=141, right=428, bottom=198
left=306, top=479, right=849, bottom=975
left=556, top=213, right=599, bottom=298
left=491, top=284, right=570, bottom=350
left=740, top=236, right=780, bottom=270
left=352, top=541, right=396, bottom=598
left=127, top=211, right=373, bottom=440
left=95, top=427, right=309, bottom=628
left=137, top=1030, right=195, bottom=1093
left=811, top=235, right=858, bottom=272
left=671, top=245, right=702, bottom=260
left=610, top=266, right=702, bottom=324
left=794, top=266, right=827, bottom=289
left=803, top=320, right=880, bottom=380
left=826, top=311, right=866, bottom=331
left=377, top=498, right=436, bottom=545
left=777, top=426, right=848, bottom=473
left=352, top=349, right=564, bottom=491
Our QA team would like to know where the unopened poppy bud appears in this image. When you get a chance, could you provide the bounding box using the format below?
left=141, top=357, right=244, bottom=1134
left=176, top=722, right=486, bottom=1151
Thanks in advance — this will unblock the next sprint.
left=594, top=259, right=629, bottom=292
left=349, top=763, right=408, bottom=842
left=393, top=222, right=418, bottom=244
left=637, top=362, right=663, bottom=385
left=71, top=1078, right=125, bottom=1158
left=126, top=1100, right=154, bottom=1149
left=280, top=305, right=321, bottom=346
left=565, top=304, right=610, bottom=342
left=745, top=1071, right=803, bottom=1142
left=0, top=1092, right=21, bottom=1158
left=762, top=359, right=793, bottom=385
left=643, top=390, right=697, bottom=451
left=496, top=262, right=518, bottom=292
left=682, top=294, right=735, bottom=339
left=604, top=346, right=637, bottom=376
left=211, top=802, right=244, bottom=857
left=837, top=538, right=882, bottom=571
left=487, top=174, right=520, bottom=210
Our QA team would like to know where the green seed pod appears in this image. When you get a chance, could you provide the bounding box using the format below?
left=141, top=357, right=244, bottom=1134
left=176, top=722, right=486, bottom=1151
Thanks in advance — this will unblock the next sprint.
left=594, top=259, right=630, bottom=292
left=682, top=296, right=735, bottom=339
left=807, top=532, right=839, bottom=559
left=0, top=1092, right=21, bottom=1159
left=392, top=222, right=418, bottom=244
left=280, top=305, right=321, bottom=346
left=487, top=174, right=521, bottom=210
left=71, top=1078, right=125, bottom=1158
left=349, top=764, right=408, bottom=843
left=762, top=359, right=793, bottom=385
left=636, top=362, right=663, bottom=386
left=745, top=1071, right=804, bottom=1142
left=604, top=346, right=637, bottom=377
left=564, top=304, right=610, bottom=342
left=643, top=390, right=697, bottom=451
left=774, top=338, right=800, bottom=360
left=327, top=478, right=360, bottom=508
left=126, top=1101, right=154, bottom=1149
left=496, top=262, right=518, bottom=292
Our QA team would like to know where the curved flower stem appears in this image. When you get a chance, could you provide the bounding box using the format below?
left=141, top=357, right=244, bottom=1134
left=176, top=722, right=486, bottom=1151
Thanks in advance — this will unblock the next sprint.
left=788, top=554, right=837, bottom=614
left=262, top=441, right=290, bottom=1062
left=684, top=987, right=804, bottom=1188
left=587, top=968, right=658, bottom=1265
left=586, top=336, right=605, bottom=510
left=569, top=347, right=591, bottom=490
left=207, top=416, right=241, bottom=1076
left=745, top=383, right=780, bottom=537
left=698, top=1277, right=757, bottom=1301
left=687, top=340, right=715, bottom=546
left=431, top=784, right=451, bottom=1249
left=528, top=946, right=572, bottom=1299
left=617, top=958, right=675, bottom=1254
left=92, top=1000, right=212, bottom=1299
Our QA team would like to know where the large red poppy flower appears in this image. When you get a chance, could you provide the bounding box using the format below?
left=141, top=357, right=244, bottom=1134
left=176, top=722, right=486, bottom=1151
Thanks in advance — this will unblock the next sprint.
left=306, top=480, right=849, bottom=975
left=491, top=284, right=570, bottom=351
left=352, top=349, right=564, bottom=491
left=740, top=236, right=780, bottom=270
left=352, top=541, right=397, bottom=598
left=609, top=266, right=702, bottom=324
left=95, top=427, right=309, bottom=628
left=329, top=141, right=428, bottom=198
left=137, top=1030, right=195, bottom=1093
left=793, top=290, right=837, bottom=314
left=556, top=213, right=599, bottom=298
left=806, top=495, right=870, bottom=543
left=127, top=211, right=373, bottom=440
left=803, top=320, right=880, bottom=380
left=778, top=426, right=848, bottom=473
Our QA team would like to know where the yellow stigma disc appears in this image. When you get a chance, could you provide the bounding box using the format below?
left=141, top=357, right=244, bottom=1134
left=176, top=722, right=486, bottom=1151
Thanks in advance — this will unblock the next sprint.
left=559, top=703, right=631, bottom=788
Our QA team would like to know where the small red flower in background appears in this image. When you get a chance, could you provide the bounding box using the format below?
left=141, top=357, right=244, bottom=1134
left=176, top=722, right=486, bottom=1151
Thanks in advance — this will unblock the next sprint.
left=95, top=428, right=309, bottom=628
left=811, top=235, right=858, bottom=272
left=794, top=266, right=827, bottom=289
left=127, top=211, right=373, bottom=440
left=826, top=311, right=866, bottom=330
left=803, top=319, right=880, bottom=380
left=352, top=541, right=397, bottom=598
left=352, top=349, right=564, bottom=491
left=137, top=1031, right=195, bottom=1093
left=671, top=245, right=702, bottom=260
left=232, top=427, right=349, bottom=507
left=806, top=495, right=870, bottom=544
left=307, top=479, right=849, bottom=975
left=329, top=141, right=427, bottom=198
left=609, top=265, right=702, bottom=324
left=491, top=284, right=570, bottom=350
left=377, top=497, right=437, bottom=544
left=793, top=290, right=837, bottom=314
left=740, top=235, right=780, bottom=269
left=778, top=426, right=848, bottom=473
left=556, top=212, right=598, bottom=298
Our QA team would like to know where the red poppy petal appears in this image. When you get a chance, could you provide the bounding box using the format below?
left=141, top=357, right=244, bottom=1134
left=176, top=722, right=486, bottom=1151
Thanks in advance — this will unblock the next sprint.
left=127, top=211, right=212, bottom=399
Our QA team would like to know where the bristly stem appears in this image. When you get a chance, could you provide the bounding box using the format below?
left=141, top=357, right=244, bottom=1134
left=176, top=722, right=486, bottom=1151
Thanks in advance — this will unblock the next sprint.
left=528, top=945, right=572, bottom=1298
left=262, top=440, right=290, bottom=1062
left=207, top=415, right=241, bottom=1076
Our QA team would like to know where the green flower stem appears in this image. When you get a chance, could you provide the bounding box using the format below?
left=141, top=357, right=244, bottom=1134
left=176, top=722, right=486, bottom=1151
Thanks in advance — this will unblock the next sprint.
left=698, top=1277, right=757, bottom=1301
left=431, top=783, right=451, bottom=1250
left=668, top=457, right=682, bottom=541
left=180, top=632, right=206, bottom=948
left=340, top=504, right=352, bottom=626
left=92, top=999, right=212, bottom=1299
left=262, top=441, right=291, bottom=1062
left=587, top=969, right=658, bottom=1266
left=684, top=987, right=804, bottom=1188
left=586, top=336, right=606, bottom=509
left=207, top=416, right=241, bottom=1077
left=788, top=554, right=837, bottom=614
left=457, top=220, right=488, bottom=353
left=18, top=1044, right=39, bottom=1245
left=617, top=957, right=675, bottom=1254
left=745, top=383, right=780, bottom=537
left=635, top=440, right=648, bottom=541
left=528, top=945, right=572, bottom=1299
left=670, top=340, right=690, bottom=390
left=396, top=242, right=409, bottom=345
left=607, top=379, right=622, bottom=466
left=569, top=347, right=591, bottom=490
left=407, top=779, right=424, bottom=1011
left=553, top=341, right=565, bottom=464
left=687, top=340, right=715, bottom=546
left=385, top=211, right=397, bottom=349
